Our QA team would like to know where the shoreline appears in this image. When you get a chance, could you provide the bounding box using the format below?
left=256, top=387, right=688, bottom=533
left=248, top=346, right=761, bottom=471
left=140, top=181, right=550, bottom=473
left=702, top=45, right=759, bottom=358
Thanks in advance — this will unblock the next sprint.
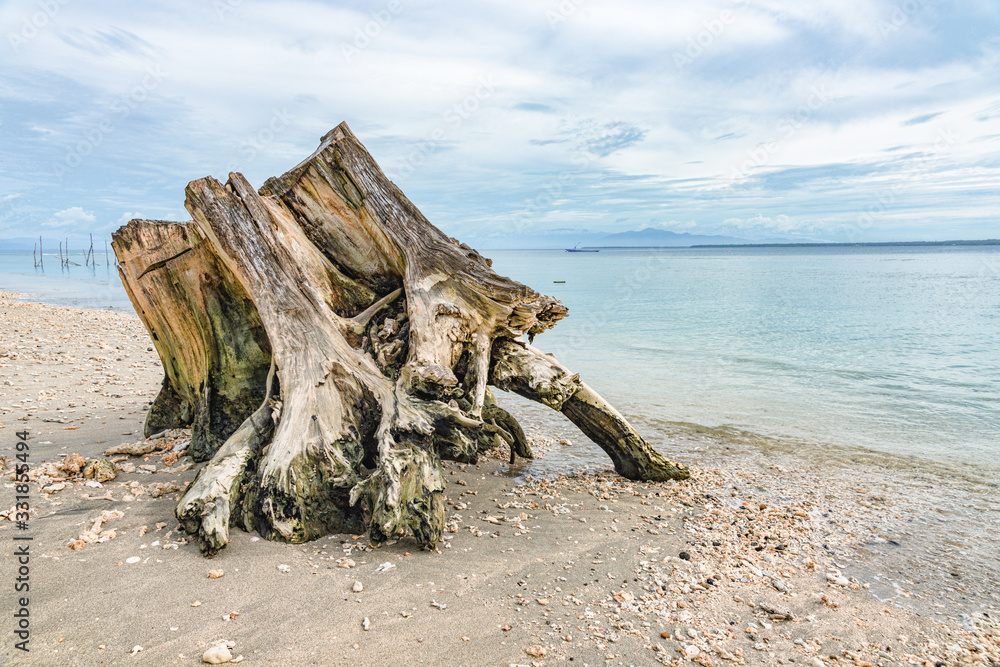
left=2, top=293, right=999, bottom=665
left=6, top=287, right=994, bottom=486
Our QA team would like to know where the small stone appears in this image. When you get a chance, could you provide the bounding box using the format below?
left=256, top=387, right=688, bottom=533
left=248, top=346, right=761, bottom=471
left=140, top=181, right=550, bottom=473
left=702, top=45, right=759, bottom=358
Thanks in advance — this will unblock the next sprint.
left=130, top=645, right=143, bottom=656
left=809, top=659, right=825, bottom=667
left=277, top=564, right=290, bottom=573
left=684, top=644, right=700, bottom=658
left=352, top=581, right=364, bottom=593
left=202, top=644, right=232, bottom=664
left=525, top=645, right=547, bottom=658
left=191, top=601, right=202, bottom=607
left=208, top=569, right=224, bottom=579
left=679, top=551, right=691, bottom=561
left=84, top=458, right=118, bottom=482
left=149, top=482, right=183, bottom=498
left=125, top=556, right=141, bottom=564
left=60, top=452, right=87, bottom=476
left=339, top=558, right=356, bottom=568
left=362, top=617, right=371, bottom=631
left=825, top=573, right=850, bottom=586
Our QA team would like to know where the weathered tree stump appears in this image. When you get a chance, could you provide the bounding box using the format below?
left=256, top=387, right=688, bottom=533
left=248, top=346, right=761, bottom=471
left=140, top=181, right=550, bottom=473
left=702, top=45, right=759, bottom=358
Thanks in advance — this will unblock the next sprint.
left=112, top=122, right=689, bottom=556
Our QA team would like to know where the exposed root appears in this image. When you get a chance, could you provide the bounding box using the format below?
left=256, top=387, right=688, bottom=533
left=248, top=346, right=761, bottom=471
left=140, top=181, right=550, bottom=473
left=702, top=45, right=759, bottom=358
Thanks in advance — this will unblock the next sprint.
left=562, top=383, right=689, bottom=481
left=350, top=446, right=445, bottom=549
left=175, top=360, right=277, bottom=556
left=482, top=404, right=532, bottom=463
left=491, top=339, right=688, bottom=481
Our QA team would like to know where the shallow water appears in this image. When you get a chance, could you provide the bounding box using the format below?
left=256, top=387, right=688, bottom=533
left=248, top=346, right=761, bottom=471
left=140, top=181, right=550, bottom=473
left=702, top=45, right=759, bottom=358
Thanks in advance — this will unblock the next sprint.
left=0, top=251, right=132, bottom=311
left=488, top=246, right=1000, bottom=478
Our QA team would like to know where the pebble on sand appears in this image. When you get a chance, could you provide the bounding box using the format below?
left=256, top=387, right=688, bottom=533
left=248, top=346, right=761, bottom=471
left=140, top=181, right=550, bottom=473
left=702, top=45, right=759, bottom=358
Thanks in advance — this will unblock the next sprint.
left=202, top=644, right=232, bottom=664
left=352, top=581, right=364, bottom=593
left=208, top=569, right=224, bottom=579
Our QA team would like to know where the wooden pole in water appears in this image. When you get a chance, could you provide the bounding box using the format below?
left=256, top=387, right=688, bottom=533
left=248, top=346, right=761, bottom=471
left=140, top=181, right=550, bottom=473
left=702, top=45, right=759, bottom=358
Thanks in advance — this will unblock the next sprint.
left=105, top=240, right=109, bottom=267
left=59, top=241, right=63, bottom=267
left=39, top=236, right=43, bottom=269
left=87, top=233, right=94, bottom=266
left=33, top=243, right=37, bottom=267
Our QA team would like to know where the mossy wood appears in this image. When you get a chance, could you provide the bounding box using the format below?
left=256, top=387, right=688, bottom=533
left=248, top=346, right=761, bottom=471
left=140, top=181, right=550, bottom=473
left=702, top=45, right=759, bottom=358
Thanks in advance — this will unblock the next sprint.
left=112, top=123, right=689, bottom=556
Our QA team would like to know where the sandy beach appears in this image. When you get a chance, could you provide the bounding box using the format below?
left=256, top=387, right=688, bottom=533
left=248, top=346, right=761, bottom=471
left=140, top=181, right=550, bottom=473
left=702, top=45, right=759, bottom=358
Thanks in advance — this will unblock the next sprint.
left=1, top=292, right=998, bottom=667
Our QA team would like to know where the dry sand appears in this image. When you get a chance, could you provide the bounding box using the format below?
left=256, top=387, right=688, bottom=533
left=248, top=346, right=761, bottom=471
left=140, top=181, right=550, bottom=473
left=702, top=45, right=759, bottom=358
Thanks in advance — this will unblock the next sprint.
left=1, top=292, right=998, bottom=667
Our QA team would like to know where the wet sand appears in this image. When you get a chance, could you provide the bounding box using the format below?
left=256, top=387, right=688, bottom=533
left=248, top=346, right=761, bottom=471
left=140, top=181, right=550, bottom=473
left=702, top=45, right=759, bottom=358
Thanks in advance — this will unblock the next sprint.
left=1, top=292, right=998, bottom=666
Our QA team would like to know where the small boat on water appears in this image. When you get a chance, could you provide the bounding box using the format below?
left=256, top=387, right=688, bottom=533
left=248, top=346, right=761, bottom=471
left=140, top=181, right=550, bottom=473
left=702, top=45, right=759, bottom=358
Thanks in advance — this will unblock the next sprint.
left=565, top=244, right=599, bottom=253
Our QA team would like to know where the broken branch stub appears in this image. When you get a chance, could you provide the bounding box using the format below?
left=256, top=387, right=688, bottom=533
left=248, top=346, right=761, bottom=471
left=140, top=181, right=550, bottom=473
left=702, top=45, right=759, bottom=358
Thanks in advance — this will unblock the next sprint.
left=112, top=122, right=689, bottom=556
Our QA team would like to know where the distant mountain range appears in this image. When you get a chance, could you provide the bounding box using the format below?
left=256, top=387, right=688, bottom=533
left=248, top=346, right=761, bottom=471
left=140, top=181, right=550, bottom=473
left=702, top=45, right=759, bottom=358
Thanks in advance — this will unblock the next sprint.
left=597, top=228, right=749, bottom=247
left=469, top=227, right=757, bottom=249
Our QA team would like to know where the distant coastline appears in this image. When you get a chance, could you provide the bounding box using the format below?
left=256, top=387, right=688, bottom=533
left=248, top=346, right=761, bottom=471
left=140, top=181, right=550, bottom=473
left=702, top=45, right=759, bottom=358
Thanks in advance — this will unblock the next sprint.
left=690, top=239, right=1000, bottom=249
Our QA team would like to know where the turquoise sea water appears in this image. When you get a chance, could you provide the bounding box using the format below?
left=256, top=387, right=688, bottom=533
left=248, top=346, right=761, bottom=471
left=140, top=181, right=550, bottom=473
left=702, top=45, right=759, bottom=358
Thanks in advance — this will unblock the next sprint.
left=2, top=245, right=998, bottom=477
left=0, top=251, right=129, bottom=310
left=488, top=246, right=1000, bottom=480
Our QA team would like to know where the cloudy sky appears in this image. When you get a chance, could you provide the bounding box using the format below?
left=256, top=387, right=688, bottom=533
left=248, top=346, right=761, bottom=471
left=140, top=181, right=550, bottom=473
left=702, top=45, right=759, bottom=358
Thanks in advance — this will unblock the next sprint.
left=1, top=0, right=998, bottom=245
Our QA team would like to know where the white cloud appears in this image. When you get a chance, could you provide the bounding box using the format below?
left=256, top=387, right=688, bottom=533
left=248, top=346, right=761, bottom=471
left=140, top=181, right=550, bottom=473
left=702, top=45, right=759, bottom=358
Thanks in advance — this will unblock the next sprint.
left=1, top=0, right=999, bottom=242
left=44, top=206, right=97, bottom=229
left=115, top=211, right=143, bottom=225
